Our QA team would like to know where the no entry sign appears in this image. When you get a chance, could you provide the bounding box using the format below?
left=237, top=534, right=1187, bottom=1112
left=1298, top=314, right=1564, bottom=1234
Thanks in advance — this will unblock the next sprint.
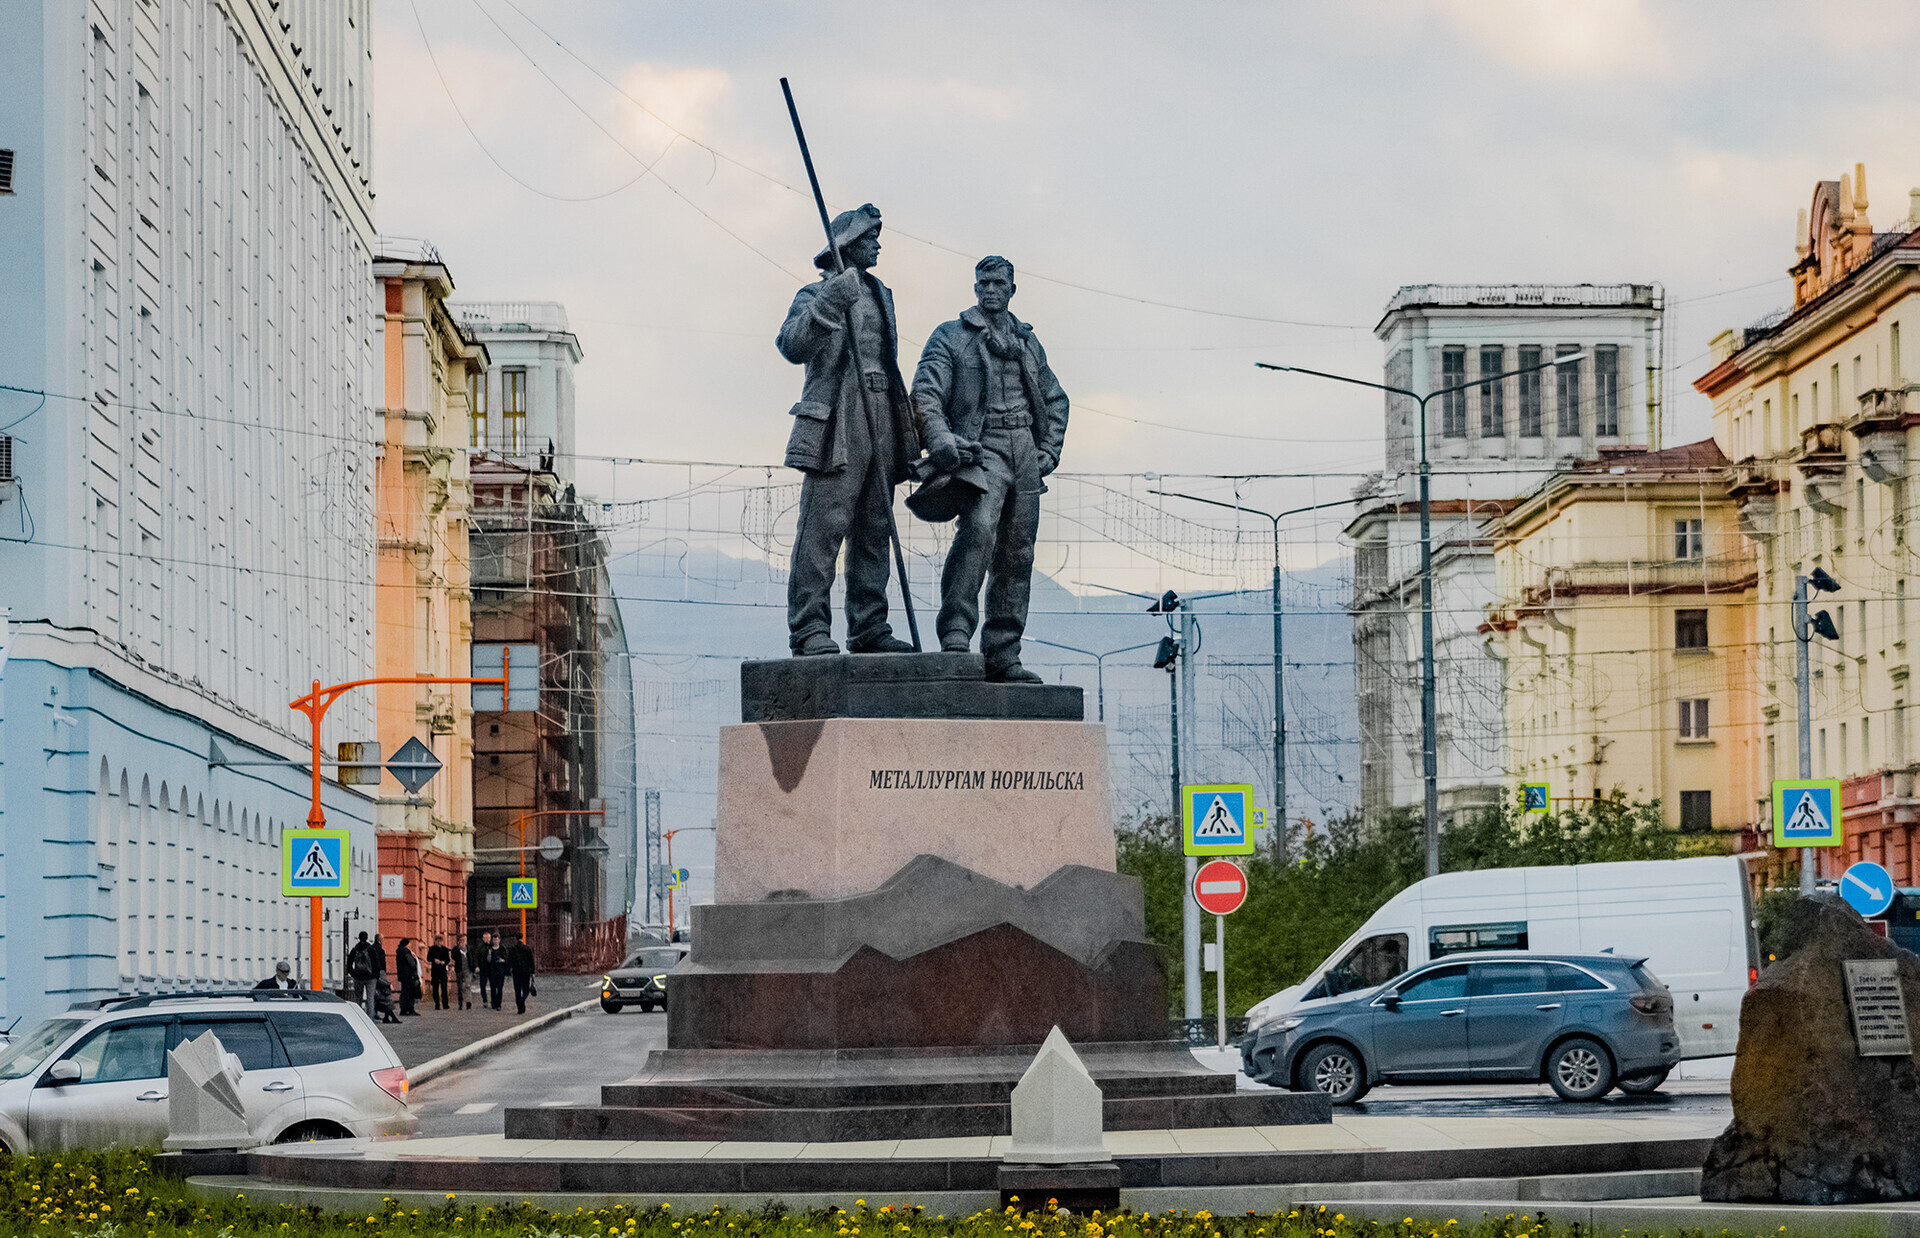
left=1192, top=859, right=1248, bottom=916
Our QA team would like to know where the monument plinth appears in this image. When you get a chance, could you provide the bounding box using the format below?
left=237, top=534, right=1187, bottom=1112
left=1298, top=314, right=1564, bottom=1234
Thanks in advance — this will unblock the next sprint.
left=503, top=653, right=1331, bottom=1143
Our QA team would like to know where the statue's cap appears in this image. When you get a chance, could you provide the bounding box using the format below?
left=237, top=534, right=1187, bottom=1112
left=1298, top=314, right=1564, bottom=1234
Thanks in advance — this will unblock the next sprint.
left=815, top=204, right=882, bottom=268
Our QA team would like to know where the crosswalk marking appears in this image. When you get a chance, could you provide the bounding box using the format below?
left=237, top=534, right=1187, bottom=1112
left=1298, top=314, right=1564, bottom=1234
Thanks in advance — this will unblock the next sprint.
left=454, top=1102, right=496, bottom=1115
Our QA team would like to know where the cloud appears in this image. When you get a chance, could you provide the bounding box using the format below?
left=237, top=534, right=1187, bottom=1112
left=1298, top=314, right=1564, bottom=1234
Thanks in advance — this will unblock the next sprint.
left=1415, top=0, right=1674, bottom=81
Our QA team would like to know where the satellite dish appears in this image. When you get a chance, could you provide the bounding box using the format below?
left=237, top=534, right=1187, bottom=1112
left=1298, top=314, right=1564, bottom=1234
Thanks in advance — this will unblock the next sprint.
left=538, top=835, right=565, bottom=862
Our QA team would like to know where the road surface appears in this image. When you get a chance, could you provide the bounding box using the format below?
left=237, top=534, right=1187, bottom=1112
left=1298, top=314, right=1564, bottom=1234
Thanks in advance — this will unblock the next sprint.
left=410, top=1003, right=669, bottom=1136
left=410, top=1016, right=1729, bottom=1136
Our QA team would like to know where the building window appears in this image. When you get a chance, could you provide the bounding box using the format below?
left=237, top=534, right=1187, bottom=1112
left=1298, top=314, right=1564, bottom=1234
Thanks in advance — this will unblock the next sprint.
left=1518, top=346, right=1543, bottom=436
left=1832, top=362, right=1842, bottom=417
left=1678, top=698, right=1710, bottom=740
left=1554, top=345, right=1582, bottom=438
left=1679, top=790, right=1711, bottom=834
left=1894, top=322, right=1903, bottom=384
left=1674, top=518, right=1703, bottom=561
left=1440, top=347, right=1467, bottom=438
left=502, top=368, right=527, bottom=455
left=1675, top=608, right=1709, bottom=650
left=468, top=371, right=487, bottom=449
left=1594, top=345, right=1619, bottom=437
left=1479, top=346, right=1504, bottom=436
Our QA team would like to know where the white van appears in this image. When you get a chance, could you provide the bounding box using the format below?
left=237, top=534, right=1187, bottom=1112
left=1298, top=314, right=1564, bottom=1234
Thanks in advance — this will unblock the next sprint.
left=1243, top=856, right=1759, bottom=1059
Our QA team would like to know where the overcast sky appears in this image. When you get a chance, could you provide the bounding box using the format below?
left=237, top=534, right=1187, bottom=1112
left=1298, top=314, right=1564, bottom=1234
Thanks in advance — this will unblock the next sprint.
left=373, top=0, right=1920, bottom=514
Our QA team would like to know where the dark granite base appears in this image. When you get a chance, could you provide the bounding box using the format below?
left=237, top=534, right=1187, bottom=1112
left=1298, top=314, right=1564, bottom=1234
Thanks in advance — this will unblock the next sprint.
left=675, top=858, right=1166, bottom=1051
left=231, top=1136, right=1718, bottom=1198
left=741, top=653, right=1083, bottom=722
left=999, top=1162, right=1121, bottom=1212
left=503, top=1089, right=1328, bottom=1143
left=502, top=1039, right=1329, bottom=1143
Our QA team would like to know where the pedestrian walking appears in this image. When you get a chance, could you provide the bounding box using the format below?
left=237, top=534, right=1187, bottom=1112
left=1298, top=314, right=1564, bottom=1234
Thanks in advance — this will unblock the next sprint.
left=473, top=931, right=495, bottom=1009
left=452, top=938, right=471, bottom=1010
left=396, top=938, right=421, bottom=1016
left=487, top=933, right=511, bottom=1011
left=427, top=935, right=451, bottom=1010
left=254, top=961, right=298, bottom=990
left=506, top=933, right=537, bottom=1015
left=348, top=931, right=376, bottom=1014
left=370, top=933, right=389, bottom=982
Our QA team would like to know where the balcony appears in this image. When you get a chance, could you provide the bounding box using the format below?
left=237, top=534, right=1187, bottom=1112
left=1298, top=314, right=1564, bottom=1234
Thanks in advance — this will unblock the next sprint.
left=1851, top=386, right=1919, bottom=483
left=1793, top=422, right=1848, bottom=513
left=1519, top=551, right=1758, bottom=604
left=1724, top=458, right=1786, bottom=538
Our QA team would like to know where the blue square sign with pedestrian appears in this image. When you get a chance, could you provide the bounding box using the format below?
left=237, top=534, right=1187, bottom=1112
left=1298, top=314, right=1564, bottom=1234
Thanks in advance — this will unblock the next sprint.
left=1772, top=779, right=1842, bottom=848
left=1183, top=783, right=1255, bottom=856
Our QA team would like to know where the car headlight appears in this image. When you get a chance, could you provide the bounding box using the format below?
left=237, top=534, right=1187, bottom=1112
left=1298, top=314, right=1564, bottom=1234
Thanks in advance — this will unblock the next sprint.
left=1273, top=1017, right=1304, bottom=1033
left=600, top=976, right=613, bottom=988
left=652, top=974, right=667, bottom=985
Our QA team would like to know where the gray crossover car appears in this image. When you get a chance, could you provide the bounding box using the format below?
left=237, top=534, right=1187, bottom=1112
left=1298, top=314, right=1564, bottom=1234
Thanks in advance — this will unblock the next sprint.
left=1241, top=951, right=1680, bottom=1103
left=600, top=945, right=688, bottom=1013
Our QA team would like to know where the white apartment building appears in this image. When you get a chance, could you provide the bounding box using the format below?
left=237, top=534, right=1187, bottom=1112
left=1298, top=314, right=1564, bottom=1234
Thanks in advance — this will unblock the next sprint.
left=1349, top=284, right=1666, bottom=824
left=452, top=302, right=583, bottom=479
left=0, top=0, right=380, bottom=1021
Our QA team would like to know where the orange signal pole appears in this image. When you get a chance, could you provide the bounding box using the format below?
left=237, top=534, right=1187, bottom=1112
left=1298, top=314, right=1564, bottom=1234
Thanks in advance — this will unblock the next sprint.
left=510, top=808, right=605, bottom=940
left=289, top=669, right=507, bottom=992
left=661, top=826, right=716, bottom=937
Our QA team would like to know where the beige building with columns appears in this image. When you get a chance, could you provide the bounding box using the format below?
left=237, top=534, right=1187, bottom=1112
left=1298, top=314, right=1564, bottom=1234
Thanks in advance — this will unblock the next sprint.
left=1694, top=165, right=1920, bottom=885
left=1483, top=439, right=1760, bottom=837
left=371, top=239, right=488, bottom=944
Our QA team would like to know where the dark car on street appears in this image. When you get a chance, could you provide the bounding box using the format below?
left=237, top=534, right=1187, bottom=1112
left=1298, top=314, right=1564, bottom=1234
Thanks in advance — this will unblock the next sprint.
left=1240, top=951, right=1680, bottom=1104
left=600, top=945, right=688, bottom=1014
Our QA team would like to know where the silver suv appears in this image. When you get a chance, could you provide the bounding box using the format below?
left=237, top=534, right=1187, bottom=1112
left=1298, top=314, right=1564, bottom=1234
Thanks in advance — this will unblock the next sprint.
left=1242, top=951, right=1681, bottom=1104
left=0, top=990, right=416, bottom=1152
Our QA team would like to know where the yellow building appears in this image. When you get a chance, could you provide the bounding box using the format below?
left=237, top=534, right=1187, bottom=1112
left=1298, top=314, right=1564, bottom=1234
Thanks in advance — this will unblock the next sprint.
left=1485, top=441, right=1760, bottom=837
left=371, top=240, right=488, bottom=943
left=1695, top=165, right=1920, bottom=885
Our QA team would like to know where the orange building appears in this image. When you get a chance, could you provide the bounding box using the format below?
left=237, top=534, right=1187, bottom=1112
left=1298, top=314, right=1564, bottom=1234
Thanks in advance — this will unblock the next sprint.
left=370, top=240, right=487, bottom=944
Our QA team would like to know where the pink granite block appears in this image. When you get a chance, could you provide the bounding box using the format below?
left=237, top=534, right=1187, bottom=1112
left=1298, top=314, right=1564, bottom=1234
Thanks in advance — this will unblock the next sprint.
left=714, top=718, right=1116, bottom=903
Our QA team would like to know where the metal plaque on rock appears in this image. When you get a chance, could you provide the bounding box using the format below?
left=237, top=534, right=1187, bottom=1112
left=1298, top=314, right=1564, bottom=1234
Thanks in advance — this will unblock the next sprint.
left=1844, top=958, right=1913, bottom=1057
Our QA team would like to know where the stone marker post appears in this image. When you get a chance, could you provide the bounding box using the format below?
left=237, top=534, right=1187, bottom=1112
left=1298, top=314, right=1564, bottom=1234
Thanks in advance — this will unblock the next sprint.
left=163, top=1030, right=256, bottom=1151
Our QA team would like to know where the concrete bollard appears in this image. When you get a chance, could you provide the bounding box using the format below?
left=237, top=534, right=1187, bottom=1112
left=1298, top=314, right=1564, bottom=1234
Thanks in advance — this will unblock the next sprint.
left=163, top=1030, right=256, bottom=1151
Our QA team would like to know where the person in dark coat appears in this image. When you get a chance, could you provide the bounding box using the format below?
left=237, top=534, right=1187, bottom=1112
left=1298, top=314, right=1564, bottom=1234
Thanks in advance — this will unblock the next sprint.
left=776, top=204, right=918, bottom=657
left=254, top=961, right=297, bottom=990
left=911, top=256, right=1070, bottom=683
left=348, top=931, right=376, bottom=1013
left=396, top=939, right=421, bottom=1016
left=427, top=935, right=452, bottom=1010
left=370, top=934, right=389, bottom=981
left=506, top=934, right=537, bottom=1014
left=373, top=976, right=400, bottom=1024
left=451, top=938, right=471, bottom=1010
left=486, top=933, right=511, bottom=1010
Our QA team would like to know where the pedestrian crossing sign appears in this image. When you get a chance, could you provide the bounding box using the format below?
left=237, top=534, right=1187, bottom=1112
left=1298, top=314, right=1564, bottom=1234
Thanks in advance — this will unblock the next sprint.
left=1182, top=783, right=1255, bottom=856
left=281, top=829, right=350, bottom=897
left=1522, top=783, right=1551, bottom=815
left=508, top=878, right=538, bottom=909
left=1773, top=779, right=1843, bottom=848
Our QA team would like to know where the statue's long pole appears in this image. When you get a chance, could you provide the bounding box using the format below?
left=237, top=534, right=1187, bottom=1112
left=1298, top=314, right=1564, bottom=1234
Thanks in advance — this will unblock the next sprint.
left=779, top=77, right=922, bottom=651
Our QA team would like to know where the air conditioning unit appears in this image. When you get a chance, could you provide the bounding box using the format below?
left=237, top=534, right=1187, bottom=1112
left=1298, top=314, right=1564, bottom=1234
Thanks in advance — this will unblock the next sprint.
left=0, top=434, right=12, bottom=485
left=0, top=149, right=14, bottom=195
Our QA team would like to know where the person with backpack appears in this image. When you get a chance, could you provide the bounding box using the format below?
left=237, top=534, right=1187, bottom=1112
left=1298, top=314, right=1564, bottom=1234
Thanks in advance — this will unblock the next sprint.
left=348, top=931, right=376, bottom=1015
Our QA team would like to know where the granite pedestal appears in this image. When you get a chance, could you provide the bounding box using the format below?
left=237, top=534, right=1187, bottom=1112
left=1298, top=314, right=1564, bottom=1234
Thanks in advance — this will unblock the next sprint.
left=505, top=653, right=1328, bottom=1141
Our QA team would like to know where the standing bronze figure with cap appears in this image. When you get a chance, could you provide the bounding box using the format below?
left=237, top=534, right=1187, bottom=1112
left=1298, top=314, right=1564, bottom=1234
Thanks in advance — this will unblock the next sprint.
left=776, top=204, right=920, bottom=656
left=909, top=256, right=1070, bottom=682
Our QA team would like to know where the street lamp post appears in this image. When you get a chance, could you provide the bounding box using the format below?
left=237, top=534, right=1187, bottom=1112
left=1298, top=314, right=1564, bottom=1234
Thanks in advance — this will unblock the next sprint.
left=663, top=825, right=717, bottom=936
left=1794, top=569, right=1842, bottom=893
left=1024, top=637, right=1161, bottom=722
left=1259, top=352, right=1585, bottom=878
left=1150, top=491, right=1354, bottom=865
left=288, top=667, right=507, bottom=992
left=508, top=808, right=606, bottom=941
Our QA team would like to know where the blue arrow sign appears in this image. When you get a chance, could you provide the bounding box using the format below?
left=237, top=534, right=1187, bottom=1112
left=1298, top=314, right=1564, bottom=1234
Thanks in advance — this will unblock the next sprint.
left=1841, top=861, right=1896, bottom=918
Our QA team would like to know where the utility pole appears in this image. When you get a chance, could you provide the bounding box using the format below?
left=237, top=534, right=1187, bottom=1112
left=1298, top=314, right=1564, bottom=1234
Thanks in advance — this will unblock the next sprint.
left=1795, top=569, right=1842, bottom=893
left=1024, top=638, right=1160, bottom=723
left=1151, top=490, right=1352, bottom=866
left=1259, top=353, right=1585, bottom=878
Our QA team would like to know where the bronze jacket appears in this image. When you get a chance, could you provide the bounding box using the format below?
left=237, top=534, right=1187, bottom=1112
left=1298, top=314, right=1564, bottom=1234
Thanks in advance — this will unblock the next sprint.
left=775, top=272, right=914, bottom=479
left=911, top=306, right=1069, bottom=472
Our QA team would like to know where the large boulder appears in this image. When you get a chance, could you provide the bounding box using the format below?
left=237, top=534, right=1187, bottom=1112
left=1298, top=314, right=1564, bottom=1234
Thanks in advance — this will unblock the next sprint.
left=1702, top=894, right=1920, bottom=1203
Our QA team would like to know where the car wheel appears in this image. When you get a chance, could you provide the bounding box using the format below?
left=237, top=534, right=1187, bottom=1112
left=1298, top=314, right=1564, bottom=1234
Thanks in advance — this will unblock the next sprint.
left=600, top=998, right=624, bottom=1014
left=1299, top=1042, right=1370, bottom=1105
left=273, top=1121, right=352, bottom=1144
left=1547, top=1038, right=1615, bottom=1101
left=1617, top=1067, right=1670, bottom=1095
left=639, top=999, right=655, bottom=1013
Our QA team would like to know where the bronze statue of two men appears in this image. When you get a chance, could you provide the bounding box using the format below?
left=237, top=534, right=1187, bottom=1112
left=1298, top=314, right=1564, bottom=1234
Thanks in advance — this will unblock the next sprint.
left=777, top=205, right=1068, bottom=683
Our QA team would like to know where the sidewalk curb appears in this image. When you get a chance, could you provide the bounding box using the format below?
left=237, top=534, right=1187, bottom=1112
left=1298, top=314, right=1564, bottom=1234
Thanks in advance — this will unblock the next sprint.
left=408, top=998, right=599, bottom=1088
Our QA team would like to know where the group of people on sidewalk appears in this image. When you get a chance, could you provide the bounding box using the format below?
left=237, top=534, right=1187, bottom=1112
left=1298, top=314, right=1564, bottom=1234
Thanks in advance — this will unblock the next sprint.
left=329, top=929, right=538, bottom=1022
